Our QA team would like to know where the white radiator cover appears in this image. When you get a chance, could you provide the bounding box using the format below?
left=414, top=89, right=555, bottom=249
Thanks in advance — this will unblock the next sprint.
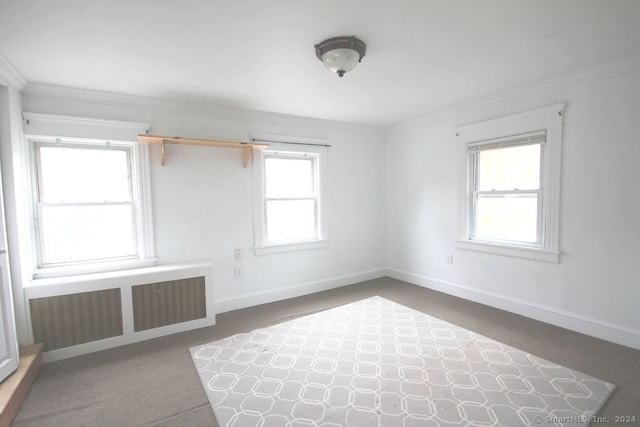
left=24, top=261, right=215, bottom=362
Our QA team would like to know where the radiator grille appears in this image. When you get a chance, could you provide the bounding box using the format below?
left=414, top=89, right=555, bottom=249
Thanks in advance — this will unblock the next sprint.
left=30, top=289, right=123, bottom=351
left=132, top=276, right=206, bottom=332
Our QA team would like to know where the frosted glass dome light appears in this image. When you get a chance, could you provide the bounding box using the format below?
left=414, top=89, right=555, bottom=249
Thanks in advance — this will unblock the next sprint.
left=314, top=36, right=366, bottom=77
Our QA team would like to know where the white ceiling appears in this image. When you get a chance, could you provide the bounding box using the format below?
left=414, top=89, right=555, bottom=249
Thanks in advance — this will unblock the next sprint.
left=1, top=0, right=640, bottom=126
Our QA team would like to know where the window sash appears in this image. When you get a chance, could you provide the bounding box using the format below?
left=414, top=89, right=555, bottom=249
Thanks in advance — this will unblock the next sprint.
left=264, top=198, right=319, bottom=244
left=262, top=152, right=320, bottom=245
left=470, top=190, right=543, bottom=246
left=35, top=141, right=133, bottom=203
left=468, top=139, right=545, bottom=247
left=33, top=141, right=140, bottom=268
left=264, top=155, right=316, bottom=199
left=36, top=201, right=138, bottom=266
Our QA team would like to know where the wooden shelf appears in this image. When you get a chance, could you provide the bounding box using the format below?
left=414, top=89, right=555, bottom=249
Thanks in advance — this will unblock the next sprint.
left=137, top=134, right=270, bottom=167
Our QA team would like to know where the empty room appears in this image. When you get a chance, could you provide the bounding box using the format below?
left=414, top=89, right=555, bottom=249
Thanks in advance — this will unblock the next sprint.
left=0, top=1, right=639, bottom=426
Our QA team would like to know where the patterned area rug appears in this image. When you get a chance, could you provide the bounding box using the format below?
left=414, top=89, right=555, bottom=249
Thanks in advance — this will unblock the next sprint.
left=190, top=296, right=614, bottom=426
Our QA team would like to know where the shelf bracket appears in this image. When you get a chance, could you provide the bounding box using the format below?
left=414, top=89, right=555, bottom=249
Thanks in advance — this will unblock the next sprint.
left=161, top=140, right=166, bottom=166
left=243, top=146, right=252, bottom=168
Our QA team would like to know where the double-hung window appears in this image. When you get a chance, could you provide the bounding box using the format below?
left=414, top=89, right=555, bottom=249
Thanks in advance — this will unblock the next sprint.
left=264, top=152, right=319, bottom=243
left=457, top=104, right=563, bottom=262
left=253, top=141, right=328, bottom=254
left=31, top=137, right=154, bottom=276
left=468, top=132, right=545, bottom=246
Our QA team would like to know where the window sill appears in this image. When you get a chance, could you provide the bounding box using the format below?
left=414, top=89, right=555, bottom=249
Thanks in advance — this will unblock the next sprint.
left=32, top=258, right=157, bottom=280
left=253, top=240, right=329, bottom=256
left=456, top=240, right=559, bottom=263
left=25, top=261, right=213, bottom=299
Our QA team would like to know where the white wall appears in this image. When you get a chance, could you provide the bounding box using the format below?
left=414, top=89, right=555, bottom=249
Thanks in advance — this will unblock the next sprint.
left=19, top=88, right=387, bottom=319
left=9, top=58, right=640, bottom=351
left=385, top=62, right=640, bottom=349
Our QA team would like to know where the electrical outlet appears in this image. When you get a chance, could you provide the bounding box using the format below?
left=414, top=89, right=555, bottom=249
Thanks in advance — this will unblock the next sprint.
left=234, top=248, right=243, bottom=261
left=446, top=254, right=454, bottom=264
left=234, top=265, right=243, bottom=278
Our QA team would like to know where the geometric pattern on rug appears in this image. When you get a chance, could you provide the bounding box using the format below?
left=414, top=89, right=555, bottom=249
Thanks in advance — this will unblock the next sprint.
left=190, top=296, right=615, bottom=427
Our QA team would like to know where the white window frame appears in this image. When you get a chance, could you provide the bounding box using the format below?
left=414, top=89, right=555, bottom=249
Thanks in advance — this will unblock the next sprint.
left=456, top=104, right=564, bottom=263
left=28, top=135, right=155, bottom=278
left=252, top=136, right=329, bottom=256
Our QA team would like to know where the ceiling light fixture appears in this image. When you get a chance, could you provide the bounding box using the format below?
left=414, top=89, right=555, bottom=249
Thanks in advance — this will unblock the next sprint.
left=314, top=36, right=366, bottom=77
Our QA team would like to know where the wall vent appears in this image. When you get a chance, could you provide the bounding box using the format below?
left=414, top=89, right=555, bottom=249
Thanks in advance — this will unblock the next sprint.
left=132, top=276, right=206, bottom=332
left=29, top=289, right=123, bottom=351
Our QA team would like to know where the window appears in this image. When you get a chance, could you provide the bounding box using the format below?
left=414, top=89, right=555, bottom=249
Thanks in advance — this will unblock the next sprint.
left=457, top=104, right=563, bottom=262
left=30, top=137, right=154, bottom=276
left=469, top=132, right=544, bottom=246
left=253, top=140, right=328, bottom=255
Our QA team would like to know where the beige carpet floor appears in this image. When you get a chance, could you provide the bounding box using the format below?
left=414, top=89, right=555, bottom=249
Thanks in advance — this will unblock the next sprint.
left=12, top=277, right=640, bottom=426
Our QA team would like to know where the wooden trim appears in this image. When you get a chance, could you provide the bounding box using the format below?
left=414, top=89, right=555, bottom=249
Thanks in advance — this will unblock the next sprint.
left=0, top=343, right=44, bottom=427
left=137, top=134, right=269, bottom=167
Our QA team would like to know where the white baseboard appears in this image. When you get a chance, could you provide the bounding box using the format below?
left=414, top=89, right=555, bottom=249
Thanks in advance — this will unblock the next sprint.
left=215, top=268, right=386, bottom=314
left=387, top=267, right=640, bottom=351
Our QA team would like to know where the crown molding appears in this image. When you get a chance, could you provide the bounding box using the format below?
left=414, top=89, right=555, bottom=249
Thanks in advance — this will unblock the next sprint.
left=21, top=112, right=151, bottom=142
left=22, top=112, right=150, bottom=132
left=21, top=83, right=381, bottom=134
left=389, top=52, right=640, bottom=134
left=0, top=52, right=27, bottom=90
left=17, top=52, right=640, bottom=134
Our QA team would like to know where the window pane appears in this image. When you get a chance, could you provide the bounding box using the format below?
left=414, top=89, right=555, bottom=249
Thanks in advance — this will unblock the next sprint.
left=265, top=157, right=314, bottom=198
left=40, top=204, right=136, bottom=264
left=266, top=199, right=316, bottom=242
left=39, top=146, right=130, bottom=202
left=474, top=194, right=538, bottom=243
left=477, top=144, right=541, bottom=191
